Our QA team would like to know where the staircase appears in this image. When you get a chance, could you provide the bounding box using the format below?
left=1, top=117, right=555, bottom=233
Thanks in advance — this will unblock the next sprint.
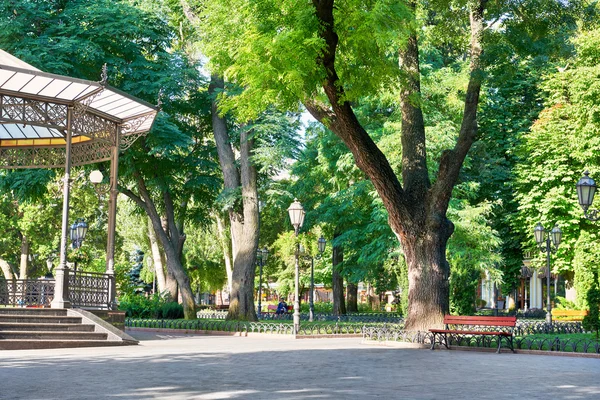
left=0, top=308, right=138, bottom=350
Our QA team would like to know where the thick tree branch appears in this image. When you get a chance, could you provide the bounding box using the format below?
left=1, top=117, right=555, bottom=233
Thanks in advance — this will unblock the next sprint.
left=209, top=75, right=241, bottom=191
left=119, top=186, right=147, bottom=213
left=303, top=99, right=337, bottom=126
left=311, top=0, right=409, bottom=228
left=399, top=1, right=429, bottom=202
left=431, top=0, right=487, bottom=216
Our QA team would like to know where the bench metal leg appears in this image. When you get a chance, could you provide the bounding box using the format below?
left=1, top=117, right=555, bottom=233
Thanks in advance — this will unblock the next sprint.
left=508, top=336, right=515, bottom=353
left=443, top=333, right=450, bottom=350
left=430, top=333, right=436, bottom=350
left=496, top=336, right=502, bottom=353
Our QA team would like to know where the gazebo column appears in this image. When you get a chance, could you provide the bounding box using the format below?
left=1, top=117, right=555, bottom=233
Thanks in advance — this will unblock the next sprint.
left=105, top=125, right=120, bottom=309
left=51, top=107, right=73, bottom=309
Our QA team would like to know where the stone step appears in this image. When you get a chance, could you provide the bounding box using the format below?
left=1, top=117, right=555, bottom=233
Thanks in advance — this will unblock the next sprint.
left=0, top=308, right=67, bottom=316
left=0, top=322, right=96, bottom=332
left=0, top=340, right=130, bottom=351
left=0, top=315, right=82, bottom=324
left=0, top=331, right=108, bottom=340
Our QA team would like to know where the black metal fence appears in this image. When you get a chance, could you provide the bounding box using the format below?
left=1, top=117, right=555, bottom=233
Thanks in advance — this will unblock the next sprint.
left=0, top=271, right=112, bottom=309
left=0, top=278, right=55, bottom=307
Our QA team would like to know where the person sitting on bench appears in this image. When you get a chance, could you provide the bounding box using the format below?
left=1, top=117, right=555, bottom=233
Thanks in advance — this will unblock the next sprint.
left=276, top=298, right=288, bottom=314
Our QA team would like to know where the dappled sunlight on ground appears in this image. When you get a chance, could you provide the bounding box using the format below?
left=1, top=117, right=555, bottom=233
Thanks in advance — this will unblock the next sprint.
left=1, top=333, right=599, bottom=399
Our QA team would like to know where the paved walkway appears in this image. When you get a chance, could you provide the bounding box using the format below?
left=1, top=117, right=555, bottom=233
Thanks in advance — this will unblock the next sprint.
left=1, top=331, right=599, bottom=399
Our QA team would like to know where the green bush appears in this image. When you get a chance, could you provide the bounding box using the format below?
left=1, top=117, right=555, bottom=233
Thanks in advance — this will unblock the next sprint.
left=160, top=301, right=184, bottom=319
left=118, top=292, right=184, bottom=319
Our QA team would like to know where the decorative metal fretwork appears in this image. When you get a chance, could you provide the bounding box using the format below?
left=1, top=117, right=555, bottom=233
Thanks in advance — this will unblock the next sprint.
left=68, top=271, right=112, bottom=309
left=0, top=95, right=68, bottom=129
left=72, top=101, right=117, bottom=143
left=71, top=139, right=113, bottom=166
left=119, top=130, right=147, bottom=151
left=0, top=146, right=66, bottom=168
left=0, top=278, right=55, bottom=307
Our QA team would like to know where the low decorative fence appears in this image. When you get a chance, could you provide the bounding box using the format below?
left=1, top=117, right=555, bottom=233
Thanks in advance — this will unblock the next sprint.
left=362, top=320, right=600, bottom=354
left=126, top=318, right=380, bottom=336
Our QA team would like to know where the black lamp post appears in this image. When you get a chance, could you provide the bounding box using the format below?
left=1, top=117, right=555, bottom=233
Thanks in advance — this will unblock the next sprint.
left=534, top=222, right=562, bottom=324
left=576, top=171, right=599, bottom=221
left=70, top=218, right=88, bottom=272
left=288, top=199, right=305, bottom=335
left=256, top=247, right=268, bottom=319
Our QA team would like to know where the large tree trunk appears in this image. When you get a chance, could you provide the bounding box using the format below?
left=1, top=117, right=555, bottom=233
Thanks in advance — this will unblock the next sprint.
left=332, top=243, right=346, bottom=316
left=19, top=234, right=29, bottom=280
left=346, top=282, right=358, bottom=312
left=304, top=0, right=486, bottom=331
left=148, top=216, right=166, bottom=294
left=209, top=76, right=260, bottom=321
left=227, top=128, right=260, bottom=320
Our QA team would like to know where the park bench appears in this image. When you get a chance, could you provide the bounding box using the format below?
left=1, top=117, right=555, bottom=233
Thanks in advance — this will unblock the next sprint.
left=429, top=315, right=517, bottom=353
left=265, top=305, right=293, bottom=314
left=552, top=309, right=588, bottom=321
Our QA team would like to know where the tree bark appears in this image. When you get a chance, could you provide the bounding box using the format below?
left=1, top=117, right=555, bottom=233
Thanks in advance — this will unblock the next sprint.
left=346, top=282, right=358, bottom=312
left=161, top=216, right=179, bottom=300
left=305, top=0, right=486, bottom=331
left=332, top=242, right=346, bottom=315
left=147, top=216, right=166, bottom=294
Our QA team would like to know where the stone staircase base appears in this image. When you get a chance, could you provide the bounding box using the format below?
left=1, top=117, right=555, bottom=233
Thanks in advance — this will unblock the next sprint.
left=0, top=308, right=138, bottom=350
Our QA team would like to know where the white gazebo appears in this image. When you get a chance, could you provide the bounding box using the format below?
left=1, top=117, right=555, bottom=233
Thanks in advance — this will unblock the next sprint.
left=0, top=49, right=158, bottom=309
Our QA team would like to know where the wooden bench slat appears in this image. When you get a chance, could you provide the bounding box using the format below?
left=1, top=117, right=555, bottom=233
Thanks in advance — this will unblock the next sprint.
left=430, top=329, right=511, bottom=336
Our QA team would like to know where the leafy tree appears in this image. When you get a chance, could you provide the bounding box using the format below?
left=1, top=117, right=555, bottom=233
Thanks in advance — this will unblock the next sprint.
left=194, top=0, right=562, bottom=330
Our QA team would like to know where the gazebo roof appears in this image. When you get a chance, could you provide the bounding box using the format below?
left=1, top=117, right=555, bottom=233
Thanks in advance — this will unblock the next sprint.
left=0, top=49, right=158, bottom=168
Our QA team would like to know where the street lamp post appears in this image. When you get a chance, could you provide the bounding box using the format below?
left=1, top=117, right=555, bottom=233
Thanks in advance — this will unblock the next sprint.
left=534, top=222, right=562, bottom=324
left=256, top=248, right=268, bottom=319
left=288, top=199, right=305, bottom=335
left=577, top=171, right=599, bottom=221
left=70, top=218, right=88, bottom=272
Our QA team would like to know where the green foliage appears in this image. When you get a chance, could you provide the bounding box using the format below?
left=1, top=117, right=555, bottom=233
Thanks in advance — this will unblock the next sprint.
left=554, top=296, right=580, bottom=310
left=572, top=231, right=600, bottom=308
left=582, top=271, right=600, bottom=339
left=514, top=24, right=600, bottom=280
left=118, top=292, right=184, bottom=319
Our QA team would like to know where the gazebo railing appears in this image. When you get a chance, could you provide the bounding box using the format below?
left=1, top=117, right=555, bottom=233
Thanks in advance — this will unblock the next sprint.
left=0, top=270, right=113, bottom=309
left=0, top=278, right=55, bottom=307
left=68, top=271, right=112, bottom=309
